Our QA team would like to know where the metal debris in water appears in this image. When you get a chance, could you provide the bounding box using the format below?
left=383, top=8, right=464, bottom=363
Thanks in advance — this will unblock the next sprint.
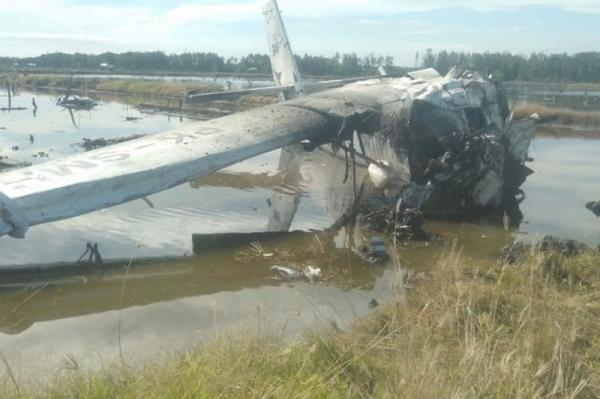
left=270, top=265, right=322, bottom=283
left=355, top=236, right=389, bottom=265
left=361, top=199, right=428, bottom=242
left=586, top=201, right=600, bottom=217
left=57, top=96, right=97, bottom=110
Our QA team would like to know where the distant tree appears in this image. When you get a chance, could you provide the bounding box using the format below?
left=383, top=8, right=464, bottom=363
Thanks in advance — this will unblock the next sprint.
left=434, top=50, right=451, bottom=75
left=422, top=49, right=436, bottom=68
left=417, top=49, right=600, bottom=83
left=1, top=50, right=599, bottom=82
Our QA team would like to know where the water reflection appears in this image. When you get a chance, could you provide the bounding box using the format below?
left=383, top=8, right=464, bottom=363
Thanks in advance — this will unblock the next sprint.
left=0, top=91, right=186, bottom=165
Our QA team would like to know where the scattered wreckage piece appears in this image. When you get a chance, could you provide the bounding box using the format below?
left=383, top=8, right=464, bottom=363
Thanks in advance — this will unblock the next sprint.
left=586, top=201, right=600, bottom=217
left=361, top=198, right=428, bottom=243
left=355, top=236, right=389, bottom=265
left=123, top=116, right=143, bottom=122
left=270, top=265, right=322, bottom=283
left=57, top=96, right=97, bottom=111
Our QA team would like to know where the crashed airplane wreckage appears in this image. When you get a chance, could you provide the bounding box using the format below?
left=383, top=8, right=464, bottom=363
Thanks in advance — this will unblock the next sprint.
left=0, top=0, right=534, bottom=239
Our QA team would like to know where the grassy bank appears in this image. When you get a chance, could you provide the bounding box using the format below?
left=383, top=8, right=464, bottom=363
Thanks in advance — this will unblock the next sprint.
left=514, top=104, right=600, bottom=137
left=4, top=74, right=218, bottom=98
left=3, top=247, right=600, bottom=398
left=514, top=104, right=600, bottom=127
left=2, top=73, right=277, bottom=116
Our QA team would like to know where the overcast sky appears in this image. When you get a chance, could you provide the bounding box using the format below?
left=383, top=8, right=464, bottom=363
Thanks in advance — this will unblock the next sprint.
left=0, top=0, right=598, bottom=65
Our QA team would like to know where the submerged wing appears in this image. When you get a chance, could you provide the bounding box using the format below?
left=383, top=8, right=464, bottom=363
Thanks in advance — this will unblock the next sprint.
left=0, top=104, right=332, bottom=238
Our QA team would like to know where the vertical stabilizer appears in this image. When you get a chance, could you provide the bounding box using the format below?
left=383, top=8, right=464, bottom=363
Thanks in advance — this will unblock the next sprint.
left=263, top=0, right=304, bottom=99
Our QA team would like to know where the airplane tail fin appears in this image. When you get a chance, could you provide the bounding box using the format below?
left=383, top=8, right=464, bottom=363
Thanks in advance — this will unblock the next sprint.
left=262, top=0, right=304, bottom=99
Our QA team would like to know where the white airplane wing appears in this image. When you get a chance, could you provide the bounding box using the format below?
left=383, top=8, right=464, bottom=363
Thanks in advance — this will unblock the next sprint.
left=0, top=103, right=331, bottom=238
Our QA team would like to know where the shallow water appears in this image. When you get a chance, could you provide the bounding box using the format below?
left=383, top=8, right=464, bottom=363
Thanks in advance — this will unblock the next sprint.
left=0, top=91, right=184, bottom=164
left=0, top=89, right=599, bottom=378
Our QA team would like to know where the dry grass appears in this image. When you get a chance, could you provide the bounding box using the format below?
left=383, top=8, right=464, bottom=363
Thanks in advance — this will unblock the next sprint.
left=6, top=74, right=217, bottom=98
left=95, top=79, right=214, bottom=98
left=2, top=247, right=600, bottom=398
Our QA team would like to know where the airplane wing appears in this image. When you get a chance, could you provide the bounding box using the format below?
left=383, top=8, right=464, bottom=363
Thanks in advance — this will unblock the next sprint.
left=186, top=78, right=375, bottom=103
left=187, top=85, right=295, bottom=102
left=0, top=103, right=333, bottom=238
left=0, top=0, right=322, bottom=239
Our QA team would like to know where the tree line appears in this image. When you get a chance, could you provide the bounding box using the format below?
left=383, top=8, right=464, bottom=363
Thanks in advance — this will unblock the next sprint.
left=0, top=51, right=396, bottom=77
left=1, top=50, right=599, bottom=82
left=420, top=49, right=600, bottom=83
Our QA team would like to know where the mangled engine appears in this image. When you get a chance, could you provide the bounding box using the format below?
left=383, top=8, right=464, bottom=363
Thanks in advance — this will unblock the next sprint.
left=376, top=69, right=535, bottom=223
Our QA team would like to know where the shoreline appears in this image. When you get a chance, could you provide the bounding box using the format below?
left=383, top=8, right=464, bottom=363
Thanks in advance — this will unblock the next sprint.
left=3, top=74, right=279, bottom=113
left=3, top=245, right=599, bottom=397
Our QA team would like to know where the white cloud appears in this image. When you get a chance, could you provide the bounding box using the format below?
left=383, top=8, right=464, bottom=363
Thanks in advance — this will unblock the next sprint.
left=277, top=0, right=600, bottom=15
left=0, top=32, right=113, bottom=43
left=165, top=2, right=263, bottom=27
left=0, top=0, right=597, bottom=58
left=358, top=20, right=385, bottom=25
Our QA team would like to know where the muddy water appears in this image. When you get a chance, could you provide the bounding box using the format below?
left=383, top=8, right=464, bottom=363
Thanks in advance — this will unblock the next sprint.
left=0, top=90, right=599, bottom=378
